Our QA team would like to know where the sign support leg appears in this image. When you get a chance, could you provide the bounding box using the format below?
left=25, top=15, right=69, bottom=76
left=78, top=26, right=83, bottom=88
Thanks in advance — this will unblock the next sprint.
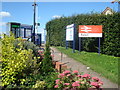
left=79, top=37, right=81, bottom=54
left=73, top=40, right=75, bottom=53
left=98, top=37, right=101, bottom=55
left=72, top=24, right=75, bottom=53
left=66, top=41, right=68, bottom=49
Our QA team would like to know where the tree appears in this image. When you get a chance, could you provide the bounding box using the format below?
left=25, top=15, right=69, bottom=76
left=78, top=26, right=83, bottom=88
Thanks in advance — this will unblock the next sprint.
left=40, top=42, right=54, bottom=75
left=111, top=0, right=120, bottom=3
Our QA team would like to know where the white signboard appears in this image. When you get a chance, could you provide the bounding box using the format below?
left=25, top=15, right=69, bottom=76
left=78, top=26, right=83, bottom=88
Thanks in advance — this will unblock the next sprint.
left=66, top=24, right=74, bottom=41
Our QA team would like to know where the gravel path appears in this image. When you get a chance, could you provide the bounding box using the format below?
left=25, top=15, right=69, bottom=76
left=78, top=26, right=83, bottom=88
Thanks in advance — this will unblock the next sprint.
left=51, top=47, right=119, bottom=88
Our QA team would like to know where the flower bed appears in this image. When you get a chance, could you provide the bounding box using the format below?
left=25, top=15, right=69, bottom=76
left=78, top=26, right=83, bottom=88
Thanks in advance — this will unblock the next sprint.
left=54, top=70, right=103, bottom=89
left=1, top=35, right=103, bottom=89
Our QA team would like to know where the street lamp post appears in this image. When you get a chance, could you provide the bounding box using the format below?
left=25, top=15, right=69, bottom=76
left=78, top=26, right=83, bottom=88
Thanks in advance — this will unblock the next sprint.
left=32, top=0, right=37, bottom=44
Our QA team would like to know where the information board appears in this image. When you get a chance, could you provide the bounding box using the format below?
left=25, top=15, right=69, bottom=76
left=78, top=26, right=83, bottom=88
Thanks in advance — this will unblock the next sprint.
left=79, top=25, right=102, bottom=37
left=66, top=24, right=74, bottom=41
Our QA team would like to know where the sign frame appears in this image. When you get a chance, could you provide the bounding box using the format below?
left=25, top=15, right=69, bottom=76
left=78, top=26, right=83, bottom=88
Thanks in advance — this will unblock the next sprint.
left=66, top=24, right=74, bottom=41
left=66, top=24, right=76, bottom=53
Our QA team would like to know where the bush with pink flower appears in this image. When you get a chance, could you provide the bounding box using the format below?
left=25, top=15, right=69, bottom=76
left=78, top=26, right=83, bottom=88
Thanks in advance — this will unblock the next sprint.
left=38, top=49, right=54, bottom=62
left=54, top=70, right=103, bottom=89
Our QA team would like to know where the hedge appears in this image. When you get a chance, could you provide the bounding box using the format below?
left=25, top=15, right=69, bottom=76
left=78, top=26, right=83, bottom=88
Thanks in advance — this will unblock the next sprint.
left=46, top=13, right=120, bottom=57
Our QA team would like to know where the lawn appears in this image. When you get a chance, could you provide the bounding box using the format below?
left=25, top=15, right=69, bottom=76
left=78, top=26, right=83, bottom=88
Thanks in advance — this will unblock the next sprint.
left=56, top=46, right=119, bottom=84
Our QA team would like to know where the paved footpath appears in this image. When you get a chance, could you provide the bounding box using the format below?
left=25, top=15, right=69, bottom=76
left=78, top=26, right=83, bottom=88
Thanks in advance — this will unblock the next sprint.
left=51, top=47, right=119, bottom=88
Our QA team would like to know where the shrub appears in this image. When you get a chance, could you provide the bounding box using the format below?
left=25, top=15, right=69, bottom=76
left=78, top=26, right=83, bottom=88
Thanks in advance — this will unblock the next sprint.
left=40, top=42, right=54, bottom=75
left=18, top=72, right=59, bottom=89
left=54, top=70, right=103, bottom=89
left=13, top=39, right=41, bottom=65
left=13, top=40, right=40, bottom=57
left=43, top=72, right=59, bottom=89
left=37, top=50, right=44, bottom=63
left=1, top=34, right=36, bottom=86
left=32, top=80, right=45, bottom=88
left=46, top=13, right=120, bottom=56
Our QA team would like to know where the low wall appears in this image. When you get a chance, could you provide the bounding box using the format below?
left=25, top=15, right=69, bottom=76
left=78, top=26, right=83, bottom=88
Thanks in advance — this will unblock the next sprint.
left=52, top=61, right=68, bottom=73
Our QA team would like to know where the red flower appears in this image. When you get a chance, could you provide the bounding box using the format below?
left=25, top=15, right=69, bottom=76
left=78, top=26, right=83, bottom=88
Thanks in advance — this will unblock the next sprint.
left=75, top=81, right=80, bottom=83
left=98, top=81, right=103, bottom=85
left=55, top=79, right=60, bottom=84
left=72, top=82, right=80, bottom=87
left=73, top=70, right=79, bottom=74
left=92, top=77, right=99, bottom=81
left=67, top=74, right=71, bottom=77
left=54, top=85, right=59, bottom=88
left=64, top=83, right=70, bottom=86
left=82, top=74, right=90, bottom=78
left=58, top=73, right=65, bottom=78
left=77, top=75, right=82, bottom=78
left=91, top=82, right=100, bottom=88
left=63, top=70, right=71, bottom=75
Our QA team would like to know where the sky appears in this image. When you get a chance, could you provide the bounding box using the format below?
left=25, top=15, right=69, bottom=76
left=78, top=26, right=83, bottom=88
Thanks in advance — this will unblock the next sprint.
left=0, top=1, right=119, bottom=41
left=0, top=0, right=116, bottom=2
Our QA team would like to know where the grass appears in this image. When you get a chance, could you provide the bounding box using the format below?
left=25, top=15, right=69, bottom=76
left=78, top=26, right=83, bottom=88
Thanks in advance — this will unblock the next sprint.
left=56, top=46, right=119, bottom=84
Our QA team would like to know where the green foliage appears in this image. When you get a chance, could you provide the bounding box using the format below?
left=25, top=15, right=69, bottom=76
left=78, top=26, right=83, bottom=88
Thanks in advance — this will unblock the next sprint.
left=1, top=34, right=36, bottom=86
left=46, top=13, right=120, bottom=56
left=32, top=80, right=45, bottom=88
left=32, top=72, right=59, bottom=89
left=43, top=72, right=59, bottom=89
left=6, top=73, right=41, bottom=88
left=0, top=34, right=58, bottom=89
left=46, top=17, right=68, bottom=46
left=13, top=39, right=40, bottom=57
left=40, top=43, right=53, bottom=73
left=40, top=42, right=54, bottom=75
left=15, top=72, right=59, bottom=89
